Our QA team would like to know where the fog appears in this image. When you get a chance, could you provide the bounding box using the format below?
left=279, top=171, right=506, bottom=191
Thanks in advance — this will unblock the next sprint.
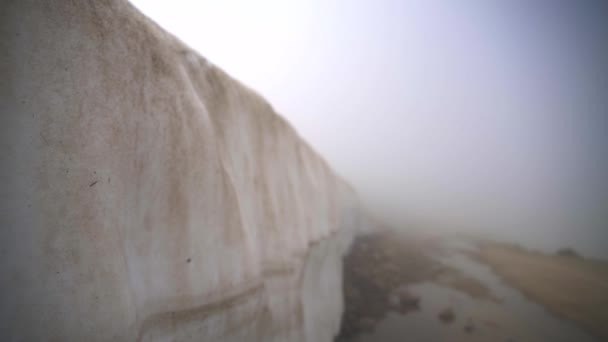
left=130, top=0, right=608, bottom=258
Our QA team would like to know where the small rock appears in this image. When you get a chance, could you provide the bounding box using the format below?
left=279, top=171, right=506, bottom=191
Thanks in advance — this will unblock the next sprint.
left=397, top=289, right=420, bottom=308
left=464, top=318, right=475, bottom=333
left=438, top=307, right=455, bottom=323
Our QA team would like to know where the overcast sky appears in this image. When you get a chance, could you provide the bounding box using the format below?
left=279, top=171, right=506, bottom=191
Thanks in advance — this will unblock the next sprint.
left=130, top=0, right=607, bottom=257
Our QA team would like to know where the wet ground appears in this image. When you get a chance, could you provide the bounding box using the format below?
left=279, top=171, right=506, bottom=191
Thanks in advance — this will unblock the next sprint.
left=335, top=230, right=602, bottom=342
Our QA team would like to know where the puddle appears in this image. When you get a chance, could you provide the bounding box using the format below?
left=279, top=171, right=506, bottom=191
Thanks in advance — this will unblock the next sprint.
left=351, top=240, right=600, bottom=342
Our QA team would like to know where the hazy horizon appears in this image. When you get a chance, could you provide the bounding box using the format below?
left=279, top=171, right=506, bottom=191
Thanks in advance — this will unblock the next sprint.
left=130, top=0, right=608, bottom=258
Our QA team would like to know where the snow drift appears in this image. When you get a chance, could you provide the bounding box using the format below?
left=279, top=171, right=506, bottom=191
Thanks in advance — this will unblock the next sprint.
left=0, top=1, right=363, bottom=341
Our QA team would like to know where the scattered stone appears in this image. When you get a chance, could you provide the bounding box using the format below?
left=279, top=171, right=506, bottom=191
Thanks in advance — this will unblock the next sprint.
left=397, top=288, right=420, bottom=308
left=387, top=288, right=421, bottom=314
left=438, top=307, right=455, bottom=323
left=464, top=318, right=475, bottom=333
left=336, top=231, right=488, bottom=340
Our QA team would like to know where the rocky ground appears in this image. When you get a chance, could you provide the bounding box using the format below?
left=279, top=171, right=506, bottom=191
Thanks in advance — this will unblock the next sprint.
left=334, top=230, right=495, bottom=341
left=334, top=230, right=606, bottom=342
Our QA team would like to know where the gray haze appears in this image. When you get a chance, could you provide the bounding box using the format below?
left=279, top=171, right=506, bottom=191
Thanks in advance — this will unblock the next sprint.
left=130, top=0, right=608, bottom=258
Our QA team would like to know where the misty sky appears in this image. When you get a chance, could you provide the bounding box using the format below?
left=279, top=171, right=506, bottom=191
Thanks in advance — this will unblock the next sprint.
left=130, top=0, right=608, bottom=257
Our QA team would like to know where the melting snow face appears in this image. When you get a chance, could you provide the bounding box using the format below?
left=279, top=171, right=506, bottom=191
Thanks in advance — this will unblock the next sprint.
left=0, top=1, right=363, bottom=341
